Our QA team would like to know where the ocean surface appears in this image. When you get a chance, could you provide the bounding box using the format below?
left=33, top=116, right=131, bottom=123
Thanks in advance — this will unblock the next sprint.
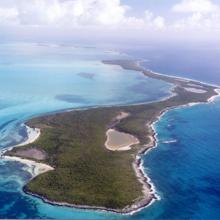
left=0, top=43, right=219, bottom=219
left=124, top=43, right=220, bottom=85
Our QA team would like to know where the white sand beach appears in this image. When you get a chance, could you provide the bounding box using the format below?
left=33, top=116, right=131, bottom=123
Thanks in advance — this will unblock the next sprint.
left=16, top=125, right=41, bottom=147
left=3, top=155, right=54, bottom=177
left=208, top=89, right=220, bottom=102
left=1, top=125, right=53, bottom=177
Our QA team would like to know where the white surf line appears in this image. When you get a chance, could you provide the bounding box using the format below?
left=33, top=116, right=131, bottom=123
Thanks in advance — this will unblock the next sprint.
left=137, top=59, right=220, bottom=89
left=0, top=125, right=41, bottom=156
left=1, top=125, right=54, bottom=177
left=3, top=155, right=54, bottom=177
left=17, top=125, right=41, bottom=147
left=208, top=88, right=220, bottom=103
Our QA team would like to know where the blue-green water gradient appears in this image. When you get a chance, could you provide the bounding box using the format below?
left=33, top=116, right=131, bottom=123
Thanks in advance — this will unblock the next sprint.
left=0, top=43, right=172, bottom=219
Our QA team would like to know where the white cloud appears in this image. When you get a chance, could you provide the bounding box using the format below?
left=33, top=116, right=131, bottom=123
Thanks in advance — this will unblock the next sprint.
left=144, top=10, right=165, bottom=29
left=172, top=0, right=219, bottom=14
left=173, top=12, right=220, bottom=30
left=0, top=0, right=129, bottom=26
left=152, top=16, right=166, bottom=29
left=0, top=0, right=133, bottom=26
left=0, top=0, right=166, bottom=30
left=0, top=7, right=18, bottom=23
left=171, top=0, right=220, bottom=31
left=0, top=0, right=219, bottom=42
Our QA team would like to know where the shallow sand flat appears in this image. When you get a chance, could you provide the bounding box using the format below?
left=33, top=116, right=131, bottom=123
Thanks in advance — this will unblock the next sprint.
left=184, top=87, right=207, bottom=93
left=3, top=155, right=54, bottom=177
left=2, top=125, right=52, bottom=176
left=105, top=129, right=139, bottom=151
left=115, top=111, right=130, bottom=121
left=13, top=148, right=47, bottom=160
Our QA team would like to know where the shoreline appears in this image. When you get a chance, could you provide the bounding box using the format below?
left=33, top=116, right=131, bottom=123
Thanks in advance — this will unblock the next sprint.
left=1, top=125, right=53, bottom=177
left=207, top=88, right=220, bottom=103
left=137, top=59, right=220, bottom=89
left=3, top=60, right=220, bottom=215
left=128, top=86, right=220, bottom=213
left=3, top=155, right=54, bottom=177
left=23, top=186, right=155, bottom=215
left=17, top=125, right=41, bottom=147
left=1, top=124, right=41, bottom=155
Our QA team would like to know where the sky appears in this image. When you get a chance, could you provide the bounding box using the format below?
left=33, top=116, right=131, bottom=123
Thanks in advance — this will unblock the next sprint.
left=0, top=0, right=220, bottom=45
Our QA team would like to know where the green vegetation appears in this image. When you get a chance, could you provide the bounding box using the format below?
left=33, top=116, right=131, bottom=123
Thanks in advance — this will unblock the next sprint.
left=22, top=108, right=143, bottom=209
left=6, top=60, right=218, bottom=210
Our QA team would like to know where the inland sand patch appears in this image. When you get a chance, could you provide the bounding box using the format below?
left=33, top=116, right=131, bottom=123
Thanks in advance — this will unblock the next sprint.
left=105, top=129, right=139, bottom=151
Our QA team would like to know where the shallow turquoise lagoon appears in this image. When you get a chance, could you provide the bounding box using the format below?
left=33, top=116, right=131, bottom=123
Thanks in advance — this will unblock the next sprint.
left=0, top=43, right=171, bottom=149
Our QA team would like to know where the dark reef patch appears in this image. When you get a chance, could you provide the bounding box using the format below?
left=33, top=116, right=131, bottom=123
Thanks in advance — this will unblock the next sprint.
left=77, top=72, right=95, bottom=80
left=55, top=94, right=90, bottom=104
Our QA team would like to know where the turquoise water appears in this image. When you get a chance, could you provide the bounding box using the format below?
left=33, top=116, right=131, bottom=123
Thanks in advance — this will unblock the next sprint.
left=0, top=43, right=172, bottom=219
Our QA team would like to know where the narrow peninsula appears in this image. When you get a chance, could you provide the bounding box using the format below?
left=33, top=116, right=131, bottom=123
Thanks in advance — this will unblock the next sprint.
left=4, top=60, right=219, bottom=214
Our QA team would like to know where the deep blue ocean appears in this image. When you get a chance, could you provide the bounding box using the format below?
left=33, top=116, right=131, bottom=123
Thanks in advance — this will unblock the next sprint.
left=0, top=43, right=219, bottom=219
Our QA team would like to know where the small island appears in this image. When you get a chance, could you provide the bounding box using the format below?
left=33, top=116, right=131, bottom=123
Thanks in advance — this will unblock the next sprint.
left=4, top=60, right=219, bottom=214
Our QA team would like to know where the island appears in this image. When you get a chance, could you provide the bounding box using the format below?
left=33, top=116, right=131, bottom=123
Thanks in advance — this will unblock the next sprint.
left=3, top=60, right=219, bottom=214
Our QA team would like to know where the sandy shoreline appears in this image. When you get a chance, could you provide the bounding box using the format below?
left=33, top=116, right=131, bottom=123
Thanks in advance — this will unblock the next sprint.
left=3, top=155, right=54, bottom=177
left=1, top=125, right=53, bottom=177
left=140, top=61, right=220, bottom=89
left=18, top=125, right=41, bottom=147
left=208, top=88, right=220, bottom=103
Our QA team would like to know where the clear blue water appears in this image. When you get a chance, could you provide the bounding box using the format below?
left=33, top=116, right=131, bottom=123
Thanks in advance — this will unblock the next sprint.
left=0, top=43, right=220, bottom=219
left=140, top=101, right=220, bottom=220
left=124, top=43, right=220, bottom=85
